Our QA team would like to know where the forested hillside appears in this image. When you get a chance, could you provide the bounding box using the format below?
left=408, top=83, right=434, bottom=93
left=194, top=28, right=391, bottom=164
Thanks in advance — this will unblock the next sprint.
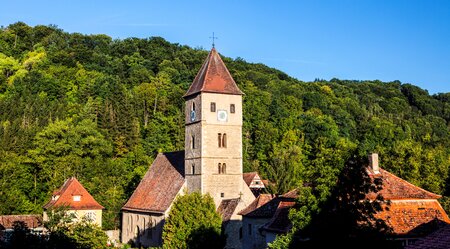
left=1, top=22, right=449, bottom=229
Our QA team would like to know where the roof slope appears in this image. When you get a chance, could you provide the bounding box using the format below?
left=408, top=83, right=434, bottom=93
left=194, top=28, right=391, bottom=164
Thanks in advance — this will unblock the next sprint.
left=405, top=223, right=450, bottom=249
left=43, top=177, right=103, bottom=210
left=243, top=172, right=258, bottom=186
left=0, top=215, right=42, bottom=229
left=217, top=198, right=240, bottom=222
left=262, top=201, right=296, bottom=233
left=122, top=151, right=185, bottom=214
left=184, top=48, right=243, bottom=98
left=238, top=194, right=276, bottom=217
left=367, top=169, right=441, bottom=200
left=376, top=200, right=450, bottom=237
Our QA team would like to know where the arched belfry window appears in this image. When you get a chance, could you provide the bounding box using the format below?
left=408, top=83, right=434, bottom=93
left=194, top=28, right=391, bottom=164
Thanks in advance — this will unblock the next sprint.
left=222, top=163, right=226, bottom=174
left=218, top=133, right=222, bottom=147
left=222, top=133, right=227, bottom=148
left=192, top=135, right=195, bottom=149
left=218, top=163, right=222, bottom=174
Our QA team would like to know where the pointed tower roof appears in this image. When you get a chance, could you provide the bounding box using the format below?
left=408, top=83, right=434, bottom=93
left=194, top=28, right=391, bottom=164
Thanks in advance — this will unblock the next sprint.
left=43, top=177, right=104, bottom=210
left=184, top=48, right=243, bottom=98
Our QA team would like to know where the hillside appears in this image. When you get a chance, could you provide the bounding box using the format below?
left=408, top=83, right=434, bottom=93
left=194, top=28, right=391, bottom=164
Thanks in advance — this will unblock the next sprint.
left=1, top=22, right=449, bottom=229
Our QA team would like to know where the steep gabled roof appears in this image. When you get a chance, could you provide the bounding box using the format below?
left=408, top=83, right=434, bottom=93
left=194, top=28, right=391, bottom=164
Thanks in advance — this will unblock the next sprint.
left=238, top=194, right=277, bottom=218
left=43, top=177, right=103, bottom=210
left=184, top=48, right=243, bottom=98
left=122, top=151, right=185, bottom=214
left=367, top=168, right=441, bottom=200
left=217, top=198, right=240, bottom=222
left=243, top=172, right=258, bottom=187
left=262, top=201, right=296, bottom=234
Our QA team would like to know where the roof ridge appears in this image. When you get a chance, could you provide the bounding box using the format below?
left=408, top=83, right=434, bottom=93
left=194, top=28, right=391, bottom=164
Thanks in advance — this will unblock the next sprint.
left=380, top=168, right=441, bottom=199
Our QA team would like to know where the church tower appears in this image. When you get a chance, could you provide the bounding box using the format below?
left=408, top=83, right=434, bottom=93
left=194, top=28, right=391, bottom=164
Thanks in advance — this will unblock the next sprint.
left=183, top=48, right=244, bottom=206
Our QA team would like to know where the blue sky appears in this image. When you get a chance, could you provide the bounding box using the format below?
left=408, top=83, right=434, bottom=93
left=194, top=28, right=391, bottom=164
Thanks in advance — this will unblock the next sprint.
left=2, top=0, right=450, bottom=94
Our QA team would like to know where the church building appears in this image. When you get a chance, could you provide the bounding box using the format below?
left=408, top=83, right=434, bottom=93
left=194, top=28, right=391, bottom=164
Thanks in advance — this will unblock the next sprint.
left=121, top=48, right=255, bottom=248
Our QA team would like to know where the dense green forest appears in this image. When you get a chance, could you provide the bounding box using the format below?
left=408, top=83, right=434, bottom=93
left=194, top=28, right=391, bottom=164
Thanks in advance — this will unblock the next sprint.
left=1, top=22, right=449, bottom=230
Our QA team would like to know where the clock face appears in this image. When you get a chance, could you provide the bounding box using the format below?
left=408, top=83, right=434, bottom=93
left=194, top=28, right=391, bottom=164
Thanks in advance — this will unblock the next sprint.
left=217, top=110, right=228, bottom=122
left=190, top=110, right=196, bottom=122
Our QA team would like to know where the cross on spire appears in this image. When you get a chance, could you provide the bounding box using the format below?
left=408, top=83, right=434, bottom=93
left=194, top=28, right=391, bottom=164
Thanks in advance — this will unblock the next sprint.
left=209, top=32, right=218, bottom=48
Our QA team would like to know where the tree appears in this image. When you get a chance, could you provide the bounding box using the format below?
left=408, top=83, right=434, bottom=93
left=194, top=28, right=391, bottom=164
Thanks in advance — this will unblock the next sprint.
left=162, top=192, right=225, bottom=249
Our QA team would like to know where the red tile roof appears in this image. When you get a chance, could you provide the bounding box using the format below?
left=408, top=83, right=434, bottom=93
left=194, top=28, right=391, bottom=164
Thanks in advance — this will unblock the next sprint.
left=184, top=48, right=243, bottom=98
left=376, top=200, right=450, bottom=237
left=243, top=172, right=258, bottom=187
left=217, top=198, right=240, bottom=222
left=43, top=177, right=103, bottom=210
left=0, top=215, right=42, bottom=229
left=238, top=194, right=276, bottom=217
left=262, top=201, right=296, bottom=234
left=122, top=151, right=185, bottom=214
left=405, top=223, right=450, bottom=249
left=367, top=169, right=441, bottom=200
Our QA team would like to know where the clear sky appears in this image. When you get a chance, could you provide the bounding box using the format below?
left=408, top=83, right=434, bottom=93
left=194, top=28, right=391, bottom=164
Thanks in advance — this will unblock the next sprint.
left=2, top=0, right=450, bottom=94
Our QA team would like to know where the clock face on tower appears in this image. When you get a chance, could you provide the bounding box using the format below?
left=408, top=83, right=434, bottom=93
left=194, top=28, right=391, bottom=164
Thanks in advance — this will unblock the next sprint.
left=217, top=110, right=228, bottom=122
left=190, top=110, right=196, bottom=122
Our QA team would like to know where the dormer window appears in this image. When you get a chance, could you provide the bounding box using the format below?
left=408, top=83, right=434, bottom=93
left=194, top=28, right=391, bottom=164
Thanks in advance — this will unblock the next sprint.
left=52, top=195, right=60, bottom=201
left=73, top=195, right=81, bottom=202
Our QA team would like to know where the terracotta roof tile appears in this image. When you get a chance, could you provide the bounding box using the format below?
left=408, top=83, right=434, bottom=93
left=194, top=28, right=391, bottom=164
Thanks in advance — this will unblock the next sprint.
left=243, top=172, right=258, bottom=187
left=405, top=223, right=450, bottom=249
left=0, top=215, right=42, bottom=229
left=376, top=200, right=450, bottom=237
left=43, top=177, right=103, bottom=210
left=122, top=151, right=185, bottom=213
left=184, top=48, right=243, bottom=98
left=367, top=169, right=440, bottom=200
left=217, top=198, right=240, bottom=222
left=262, top=201, right=296, bottom=233
left=238, top=194, right=276, bottom=217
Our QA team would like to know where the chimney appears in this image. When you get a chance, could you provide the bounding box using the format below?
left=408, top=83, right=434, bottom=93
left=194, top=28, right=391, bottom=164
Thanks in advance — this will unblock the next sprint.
left=369, top=153, right=380, bottom=174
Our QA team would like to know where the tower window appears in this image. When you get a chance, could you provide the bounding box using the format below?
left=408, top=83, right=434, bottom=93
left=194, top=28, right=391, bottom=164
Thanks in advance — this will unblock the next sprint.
left=192, top=164, right=195, bottom=175
left=192, top=135, right=195, bottom=149
left=210, top=102, right=216, bottom=112
left=222, top=163, right=226, bottom=174
left=218, top=133, right=222, bottom=147
left=222, top=133, right=227, bottom=148
left=192, top=102, right=195, bottom=111
left=230, top=104, right=235, bottom=113
left=221, top=193, right=224, bottom=198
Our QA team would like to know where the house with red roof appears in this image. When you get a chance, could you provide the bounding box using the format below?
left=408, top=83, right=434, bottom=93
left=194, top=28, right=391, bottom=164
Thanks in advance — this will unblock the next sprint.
left=366, top=153, right=450, bottom=245
left=43, top=177, right=104, bottom=227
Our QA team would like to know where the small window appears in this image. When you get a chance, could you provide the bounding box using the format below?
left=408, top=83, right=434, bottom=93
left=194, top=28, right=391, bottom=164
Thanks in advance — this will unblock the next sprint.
left=218, top=163, right=222, bottom=174
left=222, top=163, right=226, bottom=174
left=230, top=104, right=235, bottom=113
left=73, top=195, right=81, bottom=202
left=255, top=181, right=260, bottom=185
left=222, top=133, right=227, bottom=148
left=192, top=135, right=195, bottom=149
left=221, top=193, right=225, bottom=198
left=192, top=102, right=196, bottom=111
left=192, top=164, right=195, bottom=175
left=248, top=224, right=252, bottom=235
left=211, top=102, right=216, bottom=112
left=218, top=133, right=222, bottom=147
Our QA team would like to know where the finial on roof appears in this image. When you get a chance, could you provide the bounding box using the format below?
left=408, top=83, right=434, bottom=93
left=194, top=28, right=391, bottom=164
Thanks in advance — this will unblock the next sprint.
left=209, top=32, right=218, bottom=48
